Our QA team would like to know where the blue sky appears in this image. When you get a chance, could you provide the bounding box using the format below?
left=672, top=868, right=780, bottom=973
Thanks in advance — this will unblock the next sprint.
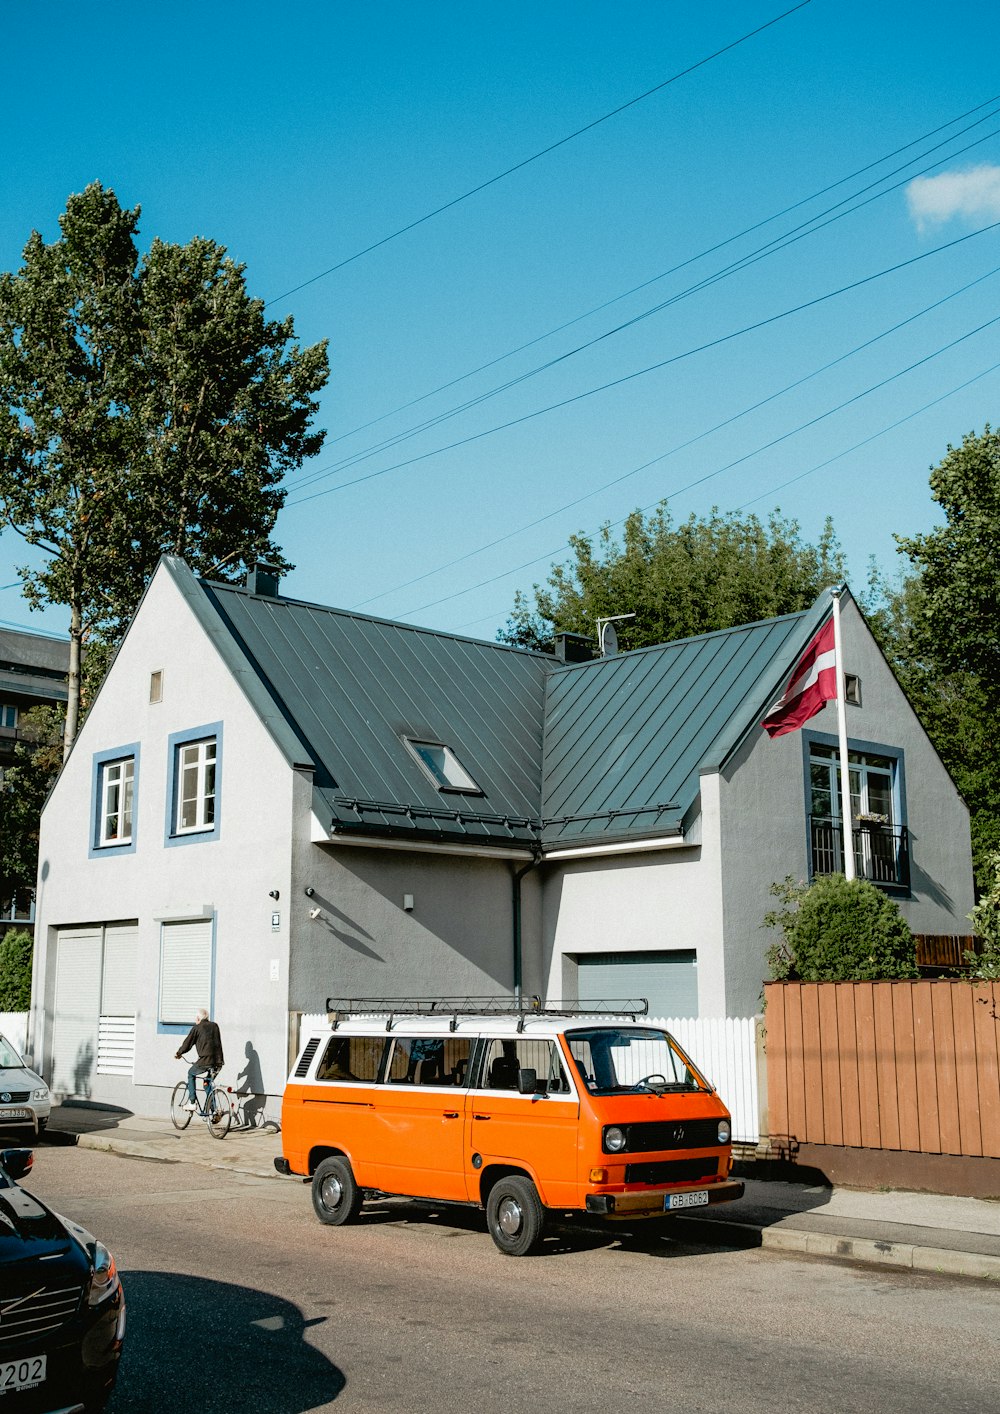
left=2, top=0, right=999, bottom=642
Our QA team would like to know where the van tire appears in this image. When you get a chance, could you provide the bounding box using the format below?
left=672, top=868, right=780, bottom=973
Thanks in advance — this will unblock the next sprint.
left=312, top=1156, right=364, bottom=1226
left=486, top=1175, right=545, bottom=1256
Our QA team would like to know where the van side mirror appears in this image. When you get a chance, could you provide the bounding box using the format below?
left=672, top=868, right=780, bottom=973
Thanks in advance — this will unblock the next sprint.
left=0, top=1148, right=34, bottom=1182
left=517, top=1067, right=537, bottom=1095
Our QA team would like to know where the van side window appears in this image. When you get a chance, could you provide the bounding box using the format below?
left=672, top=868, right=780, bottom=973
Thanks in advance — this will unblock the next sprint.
left=316, top=1036, right=384, bottom=1083
left=387, top=1036, right=472, bottom=1087
left=482, top=1038, right=569, bottom=1094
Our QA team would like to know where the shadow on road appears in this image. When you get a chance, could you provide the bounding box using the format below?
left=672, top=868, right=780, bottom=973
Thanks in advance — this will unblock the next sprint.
left=110, top=1271, right=346, bottom=1412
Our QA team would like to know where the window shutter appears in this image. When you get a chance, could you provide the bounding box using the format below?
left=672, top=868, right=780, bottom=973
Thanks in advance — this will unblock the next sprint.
left=101, top=924, right=138, bottom=1016
left=160, top=919, right=213, bottom=1025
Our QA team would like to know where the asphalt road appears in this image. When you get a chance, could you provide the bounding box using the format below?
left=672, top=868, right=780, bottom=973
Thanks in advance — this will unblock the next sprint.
left=22, top=1147, right=1000, bottom=1414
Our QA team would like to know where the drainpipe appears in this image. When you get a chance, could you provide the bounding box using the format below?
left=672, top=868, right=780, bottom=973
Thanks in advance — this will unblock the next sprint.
left=511, top=850, right=542, bottom=1003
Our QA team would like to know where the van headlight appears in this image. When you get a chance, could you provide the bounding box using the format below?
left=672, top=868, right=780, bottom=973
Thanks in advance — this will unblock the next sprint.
left=603, top=1126, right=627, bottom=1153
left=32, top=1087, right=49, bottom=1102
left=87, top=1243, right=120, bottom=1305
left=718, top=1120, right=731, bottom=1144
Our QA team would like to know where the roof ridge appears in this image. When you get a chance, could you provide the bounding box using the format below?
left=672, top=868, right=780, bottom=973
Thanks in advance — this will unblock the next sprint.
left=550, top=603, right=812, bottom=673
left=201, top=575, right=554, bottom=663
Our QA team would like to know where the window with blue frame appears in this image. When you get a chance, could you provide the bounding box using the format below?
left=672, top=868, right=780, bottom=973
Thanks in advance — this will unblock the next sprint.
left=91, top=745, right=140, bottom=856
left=166, top=723, right=222, bottom=845
left=807, top=738, right=908, bottom=890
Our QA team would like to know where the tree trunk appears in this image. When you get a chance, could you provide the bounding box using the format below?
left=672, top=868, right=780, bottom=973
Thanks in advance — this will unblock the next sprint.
left=63, top=602, right=82, bottom=760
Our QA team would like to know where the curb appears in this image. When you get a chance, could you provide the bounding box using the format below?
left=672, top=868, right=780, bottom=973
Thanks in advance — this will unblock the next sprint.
left=66, top=1130, right=1000, bottom=1283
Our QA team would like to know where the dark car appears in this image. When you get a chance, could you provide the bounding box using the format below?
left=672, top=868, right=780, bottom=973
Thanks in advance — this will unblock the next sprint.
left=0, top=1148, right=124, bottom=1413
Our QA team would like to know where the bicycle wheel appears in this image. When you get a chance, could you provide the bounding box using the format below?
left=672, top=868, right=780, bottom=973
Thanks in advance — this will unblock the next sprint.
left=206, top=1087, right=232, bottom=1138
left=170, top=1081, right=193, bottom=1131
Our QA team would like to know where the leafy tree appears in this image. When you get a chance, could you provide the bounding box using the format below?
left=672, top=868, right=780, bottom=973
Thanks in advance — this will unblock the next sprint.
left=0, top=183, right=329, bottom=753
left=763, top=874, right=918, bottom=982
left=0, top=929, right=33, bottom=1011
left=0, top=706, right=64, bottom=911
left=966, top=851, right=1000, bottom=980
left=499, top=503, right=846, bottom=650
left=896, top=426, right=1000, bottom=696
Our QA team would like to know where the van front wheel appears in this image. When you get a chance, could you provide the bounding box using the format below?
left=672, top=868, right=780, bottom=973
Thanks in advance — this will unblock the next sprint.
left=312, top=1156, right=364, bottom=1226
left=486, top=1176, right=545, bottom=1256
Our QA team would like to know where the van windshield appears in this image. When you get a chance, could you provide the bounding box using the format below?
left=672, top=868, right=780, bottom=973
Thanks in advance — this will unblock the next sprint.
left=565, top=1027, right=704, bottom=1095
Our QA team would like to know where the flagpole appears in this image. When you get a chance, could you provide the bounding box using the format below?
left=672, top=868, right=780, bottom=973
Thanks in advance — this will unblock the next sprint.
left=831, top=589, right=855, bottom=881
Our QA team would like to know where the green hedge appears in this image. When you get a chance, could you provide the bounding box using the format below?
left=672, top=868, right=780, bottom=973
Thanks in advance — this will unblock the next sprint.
left=765, top=874, right=918, bottom=982
left=0, top=928, right=33, bottom=1011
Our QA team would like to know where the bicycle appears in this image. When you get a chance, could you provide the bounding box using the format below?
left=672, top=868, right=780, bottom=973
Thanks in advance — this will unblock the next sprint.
left=212, top=1083, right=280, bottom=1133
left=170, top=1067, right=232, bottom=1138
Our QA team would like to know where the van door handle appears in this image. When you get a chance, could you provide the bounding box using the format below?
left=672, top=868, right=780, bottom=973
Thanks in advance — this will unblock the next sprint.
left=443, top=1111, right=460, bottom=1119
left=473, top=1113, right=491, bottom=1121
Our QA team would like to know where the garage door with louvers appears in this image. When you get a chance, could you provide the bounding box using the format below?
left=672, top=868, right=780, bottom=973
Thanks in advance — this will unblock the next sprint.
left=577, top=950, right=698, bottom=1021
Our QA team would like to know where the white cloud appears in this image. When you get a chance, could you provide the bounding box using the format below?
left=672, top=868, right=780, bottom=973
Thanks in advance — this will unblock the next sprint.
left=906, top=164, right=1000, bottom=232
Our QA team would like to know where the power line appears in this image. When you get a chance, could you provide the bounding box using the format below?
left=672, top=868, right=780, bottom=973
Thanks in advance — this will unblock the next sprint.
left=263, top=2, right=814, bottom=307
left=311, top=92, right=1000, bottom=462
left=289, top=121, right=1000, bottom=499
left=350, top=264, right=1000, bottom=609
left=397, top=312, right=1000, bottom=619
left=453, top=358, right=1000, bottom=634
left=288, top=220, right=1000, bottom=509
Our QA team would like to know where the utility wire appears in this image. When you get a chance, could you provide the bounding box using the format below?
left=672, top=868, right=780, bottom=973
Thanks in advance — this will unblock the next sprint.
left=398, top=312, right=1000, bottom=618
left=350, top=264, right=1000, bottom=609
left=289, top=119, right=1000, bottom=496
left=315, top=92, right=1000, bottom=459
left=263, top=2, right=814, bottom=307
left=452, top=352, right=1000, bottom=632
left=288, top=220, right=1000, bottom=509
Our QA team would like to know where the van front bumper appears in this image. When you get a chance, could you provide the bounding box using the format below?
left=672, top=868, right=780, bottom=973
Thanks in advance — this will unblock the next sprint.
left=585, top=1178, right=744, bottom=1218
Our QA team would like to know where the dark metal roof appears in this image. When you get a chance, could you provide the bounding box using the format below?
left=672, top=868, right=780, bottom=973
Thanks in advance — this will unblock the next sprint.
left=168, top=557, right=834, bottom=852
left=195, top=573, right=550, bottom=846
left=539, top=607, right=819, bottom=846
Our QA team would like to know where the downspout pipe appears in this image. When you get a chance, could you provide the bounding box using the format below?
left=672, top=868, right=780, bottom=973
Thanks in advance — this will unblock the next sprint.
left=511, top=850, right=542, bottom=1003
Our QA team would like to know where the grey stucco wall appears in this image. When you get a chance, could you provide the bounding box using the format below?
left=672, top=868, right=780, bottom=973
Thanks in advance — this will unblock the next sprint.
left=31, top=567, right=297, bottom=1115
left=719, top=595, right=975, bottom=1018
left=286, top=834, right=538, bottom=1012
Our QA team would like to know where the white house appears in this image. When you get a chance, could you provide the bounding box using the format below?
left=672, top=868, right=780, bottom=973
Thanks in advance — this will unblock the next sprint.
left=28, top=558, right=974, bottom=1114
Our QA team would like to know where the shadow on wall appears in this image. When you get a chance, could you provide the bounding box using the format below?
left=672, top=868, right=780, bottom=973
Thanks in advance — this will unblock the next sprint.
left=235, top=1040, right=268, bottom=1128
left=73, top=1040, right=94, bottom=1099
left=113, top=1272, right=345, bottom=1410
left=309, top=892, right=385, bottom=961
left=908, top=845, right=956, bottom=912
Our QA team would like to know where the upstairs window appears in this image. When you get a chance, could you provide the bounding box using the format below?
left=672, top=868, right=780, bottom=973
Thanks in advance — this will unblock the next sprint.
left=405, top=738, right=482, bottom=793
left=0, top=703, right=17, bottom=729
left=99, top=757, right=135, bottom=846
left=176, top=738, right=217, bottom=833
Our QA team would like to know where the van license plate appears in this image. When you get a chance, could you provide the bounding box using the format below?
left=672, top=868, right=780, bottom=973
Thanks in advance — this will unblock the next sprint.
left=0, top=1109, right=31, bottom=1121
left=0, top=1354, right=46, bottom=1393
left=666, top=1190, right=709, bottom=1211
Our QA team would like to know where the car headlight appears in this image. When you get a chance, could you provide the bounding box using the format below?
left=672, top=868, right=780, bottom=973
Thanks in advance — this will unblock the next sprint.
left=603, top=1126, right=627, bottom=1153
left=87, top=1242, right=121, bottom=1306
left=32, top=1087, right=48, bottom=1102
left=718, top=1120, right=731, bottom=1144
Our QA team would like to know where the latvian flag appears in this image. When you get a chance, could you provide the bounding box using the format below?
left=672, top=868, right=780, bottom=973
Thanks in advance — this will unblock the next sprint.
left=761, top=616, right=837, bottom=738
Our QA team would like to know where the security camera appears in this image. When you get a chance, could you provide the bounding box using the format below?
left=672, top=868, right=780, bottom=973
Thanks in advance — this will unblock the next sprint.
left=268, top=889, right=280, bottom=900
left=309, top=906, right=322, bottom=920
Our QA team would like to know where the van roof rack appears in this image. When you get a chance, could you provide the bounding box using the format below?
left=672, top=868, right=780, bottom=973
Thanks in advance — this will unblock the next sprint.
left=323, top=996, right=649, bottom=1032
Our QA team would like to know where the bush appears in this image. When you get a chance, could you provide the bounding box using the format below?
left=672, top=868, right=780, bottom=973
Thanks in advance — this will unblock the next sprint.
left=0, top=928, right=33, bottom=1010
left=764, top=874, right=918, bottom=982
left=967, top=851, right=1000, bottom=980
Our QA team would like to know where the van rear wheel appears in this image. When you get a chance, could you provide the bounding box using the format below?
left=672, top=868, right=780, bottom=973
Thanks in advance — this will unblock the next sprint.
left=486, top=1175, right=545, bottom=1256
left=312, top=1156, right=364, bottom=1226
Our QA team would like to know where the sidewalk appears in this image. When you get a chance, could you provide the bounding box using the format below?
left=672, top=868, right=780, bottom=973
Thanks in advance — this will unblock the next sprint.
left=39, top=1103, right=1000, bottom=1282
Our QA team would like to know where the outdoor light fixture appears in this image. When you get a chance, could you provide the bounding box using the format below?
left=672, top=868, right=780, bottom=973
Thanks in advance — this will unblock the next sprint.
left=268, top=889, right=280, bottom=900
left=304, top=886, right=315, bottom=897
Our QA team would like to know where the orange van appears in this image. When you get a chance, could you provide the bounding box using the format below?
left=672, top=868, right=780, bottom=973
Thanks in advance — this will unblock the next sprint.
left=276, top=998, right=744, bottom=1255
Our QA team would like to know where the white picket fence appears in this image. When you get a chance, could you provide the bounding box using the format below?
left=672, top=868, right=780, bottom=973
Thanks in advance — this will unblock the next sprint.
left=650, top=1016, right=761, bottom=1145
left=0, top=1011, right=29, bottom=1055
left=298, top=1011, right=762, bottom=1145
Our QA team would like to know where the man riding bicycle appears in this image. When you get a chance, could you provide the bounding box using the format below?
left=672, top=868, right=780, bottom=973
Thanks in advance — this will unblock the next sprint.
left=176, top=1007, right=225, bottom=1111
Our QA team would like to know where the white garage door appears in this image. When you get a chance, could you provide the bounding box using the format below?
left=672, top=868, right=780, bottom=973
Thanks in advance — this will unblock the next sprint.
left=577, top=950, right=698, bottom=1020
left=52, top=929, right=102, bottom=1097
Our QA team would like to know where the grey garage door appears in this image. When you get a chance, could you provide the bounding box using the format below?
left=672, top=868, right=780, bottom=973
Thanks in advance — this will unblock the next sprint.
left=577, top=950, right=698, bottom=1020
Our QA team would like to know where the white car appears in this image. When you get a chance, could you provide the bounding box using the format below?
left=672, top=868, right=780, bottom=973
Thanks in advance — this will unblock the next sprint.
left=0, top=1032, right=51, bottom=1138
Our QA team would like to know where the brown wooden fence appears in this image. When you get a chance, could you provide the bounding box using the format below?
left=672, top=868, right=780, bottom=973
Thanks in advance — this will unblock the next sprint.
left=764, top=981, right=1000, bottom=1158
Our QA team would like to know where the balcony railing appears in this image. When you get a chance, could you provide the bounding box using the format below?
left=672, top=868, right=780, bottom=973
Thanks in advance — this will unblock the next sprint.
left=809, top=816, right=910, bottom=891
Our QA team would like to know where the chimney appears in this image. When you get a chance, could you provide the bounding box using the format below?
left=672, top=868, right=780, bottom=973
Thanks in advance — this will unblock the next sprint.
left=245, top=562, right=283, bottom=597
left=552, top=631, right=595, bottom=664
